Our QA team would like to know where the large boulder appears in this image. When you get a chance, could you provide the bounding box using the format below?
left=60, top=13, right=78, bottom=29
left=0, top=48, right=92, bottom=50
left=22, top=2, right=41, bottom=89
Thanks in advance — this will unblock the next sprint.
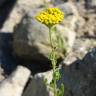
left=13, top=2, right=79, bottom=61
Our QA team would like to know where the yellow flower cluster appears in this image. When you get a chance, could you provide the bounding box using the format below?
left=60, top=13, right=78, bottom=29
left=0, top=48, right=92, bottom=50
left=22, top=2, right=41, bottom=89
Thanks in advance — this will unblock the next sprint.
left=35, top=8, right=64, bottom=27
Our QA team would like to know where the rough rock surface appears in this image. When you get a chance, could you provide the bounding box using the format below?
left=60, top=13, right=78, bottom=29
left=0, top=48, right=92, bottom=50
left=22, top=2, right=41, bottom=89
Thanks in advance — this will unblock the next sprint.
left=61, top=48, right=96, bottom=96
left=23, top=71, right=53, bottom=96
left=0, top=0, right=46, bottom=32
left=23, top=48, right=96, bottom=96
left=0, top=66, right=31, bottom=96
left=0, top=64, right=4, bottom=81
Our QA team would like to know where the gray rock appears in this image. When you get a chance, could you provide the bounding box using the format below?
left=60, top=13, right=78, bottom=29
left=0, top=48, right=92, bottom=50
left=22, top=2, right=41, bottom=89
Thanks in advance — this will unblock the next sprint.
left=85, top=0, right=96, bottom=9
left=13, top=9, right=52, bottom=61
left=52, top=0, right=65, bottom=5
left=74, top=0, right=96, bottom=37
left=13, top=3, right=79, bottom=61
left=0, top=64, right=4, bottom=81
left=23, top=48, right=96, bottom=96
left=0, top=50, right=5, bottom=81
left=0, top=66, right=31, bottom=96
left=91, top=0, right=96, bottom=7
left=23, top=71, right=53, bottom=96
left=57, top=2, right=79, bottom=30
left=60, top=48, right=96, bottom=96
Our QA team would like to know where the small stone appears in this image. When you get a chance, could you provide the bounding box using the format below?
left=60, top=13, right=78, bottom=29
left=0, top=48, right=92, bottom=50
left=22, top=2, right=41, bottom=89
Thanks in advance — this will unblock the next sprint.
left=0, top=66, right=31, bottom=96
left=23, top=70, right=53, bottom=96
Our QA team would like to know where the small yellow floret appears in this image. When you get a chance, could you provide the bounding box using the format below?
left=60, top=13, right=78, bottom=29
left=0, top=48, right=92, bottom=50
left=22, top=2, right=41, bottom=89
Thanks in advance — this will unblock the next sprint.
left=35, top=8, right=64, bottom=27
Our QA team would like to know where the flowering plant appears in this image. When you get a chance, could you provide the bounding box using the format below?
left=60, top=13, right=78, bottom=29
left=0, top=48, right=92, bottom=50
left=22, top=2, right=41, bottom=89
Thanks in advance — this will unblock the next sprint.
left=36, top=7, right=65, bottom=96
left=35, top=8, right=64, bottom=28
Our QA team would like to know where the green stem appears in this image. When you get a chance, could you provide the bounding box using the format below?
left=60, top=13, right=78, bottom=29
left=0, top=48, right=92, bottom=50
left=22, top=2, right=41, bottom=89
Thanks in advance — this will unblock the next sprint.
left=52, top=57, right=57, bottom=96
left=49, top=27, right=57, bottom=96
left=49, top=27, right=53, bottom=48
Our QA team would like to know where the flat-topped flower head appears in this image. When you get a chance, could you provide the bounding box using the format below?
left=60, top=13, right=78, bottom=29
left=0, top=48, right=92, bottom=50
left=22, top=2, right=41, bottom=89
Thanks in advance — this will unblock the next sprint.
left=35, top=8, right=64, bottom=28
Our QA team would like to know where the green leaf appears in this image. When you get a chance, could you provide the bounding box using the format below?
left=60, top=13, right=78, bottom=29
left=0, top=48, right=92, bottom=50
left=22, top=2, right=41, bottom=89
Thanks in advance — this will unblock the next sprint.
left=57, top=83, right=64, bottom=96
left=54, top=69, right=61, bottom=81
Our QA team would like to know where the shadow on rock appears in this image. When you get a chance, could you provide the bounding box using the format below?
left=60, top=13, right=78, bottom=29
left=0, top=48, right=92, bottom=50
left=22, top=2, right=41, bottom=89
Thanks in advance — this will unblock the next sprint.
left=0, top=32, right=17, bottom=75
left=0, top=32, right=57, bottom=75
left=0, top=0, right=17, bottom=28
